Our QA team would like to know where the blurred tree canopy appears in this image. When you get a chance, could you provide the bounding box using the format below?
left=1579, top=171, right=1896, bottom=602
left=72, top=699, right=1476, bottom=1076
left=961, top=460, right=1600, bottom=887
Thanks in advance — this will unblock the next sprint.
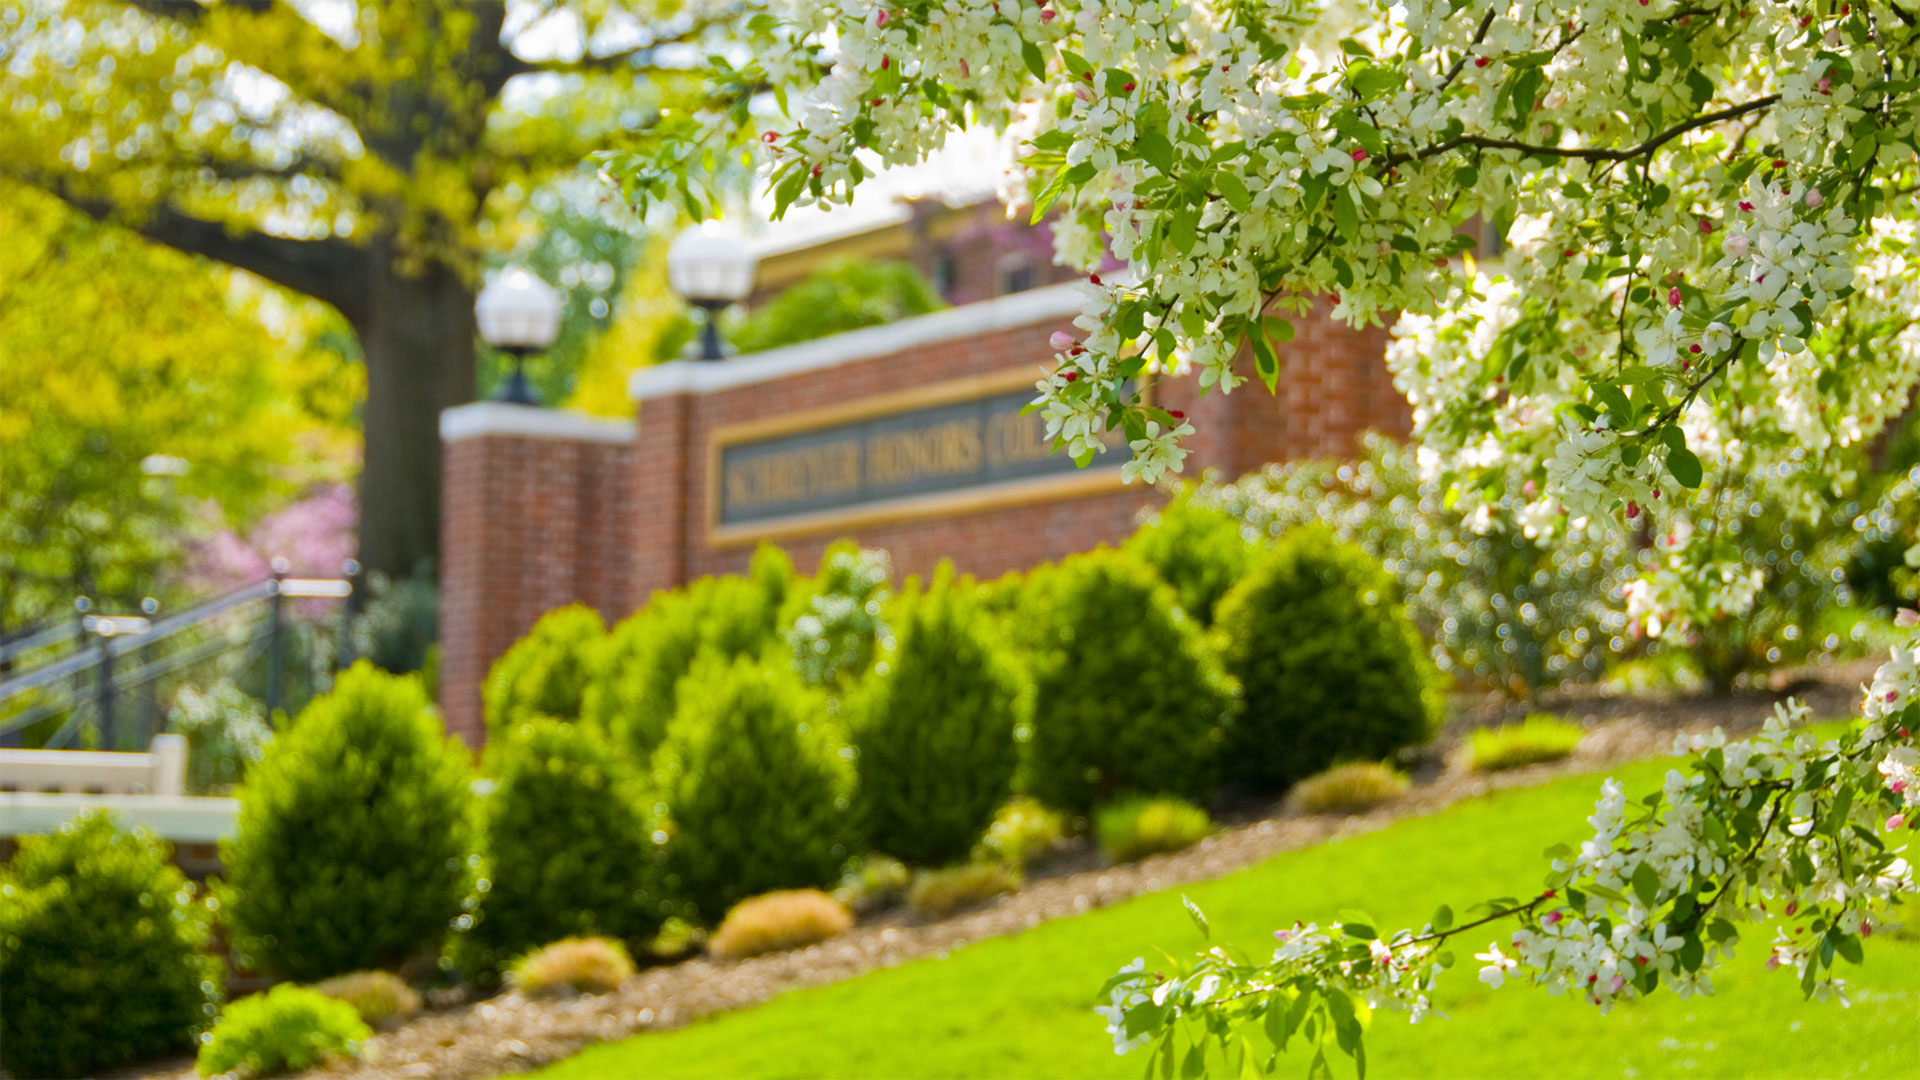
left=0, top=181, right=358, bottom=631
left=0, top=0, right=706, bottom=578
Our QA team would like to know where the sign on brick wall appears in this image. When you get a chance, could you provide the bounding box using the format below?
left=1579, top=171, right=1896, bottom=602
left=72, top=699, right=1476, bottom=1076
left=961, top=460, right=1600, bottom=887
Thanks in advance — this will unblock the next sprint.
left=710, top=369, right=1129, bottom=541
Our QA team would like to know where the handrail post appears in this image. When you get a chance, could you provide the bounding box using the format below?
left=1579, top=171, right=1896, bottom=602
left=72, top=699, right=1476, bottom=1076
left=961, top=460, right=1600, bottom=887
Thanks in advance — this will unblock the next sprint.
left=267, top=561, right=288, bottom=717
left=95, top=628, right=115, bottom=750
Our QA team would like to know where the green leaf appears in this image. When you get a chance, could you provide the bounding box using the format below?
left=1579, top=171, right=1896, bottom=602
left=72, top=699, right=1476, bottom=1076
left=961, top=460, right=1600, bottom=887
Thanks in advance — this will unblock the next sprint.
left=1021, top=39, right=1047, bottom=79
left=1182, top=895, right=1211, bottom=940
left=1265, top=316, right=1295, bottom=345
left=1630, top=860, right=1662, bottom=907
left=1666, top=445, right=1703, bottom=489
left=1217, top=171, right=1252, bottom=212
left=1333, top=186, right=1360, bottom=242
left=1832, top=930, right=1864, bottom=965
left=1137, top=133, right=1177, bottom=175
left=1432, top=904, right=1454, bottom=931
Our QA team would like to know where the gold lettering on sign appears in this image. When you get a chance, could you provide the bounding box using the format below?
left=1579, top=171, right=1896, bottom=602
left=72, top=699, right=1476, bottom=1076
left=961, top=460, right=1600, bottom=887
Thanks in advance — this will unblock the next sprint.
left=864, top=419, right=984, bottom=488
left=724, top=439, right=861, bottom=512
left=985, top=410, right=1051, bottom=466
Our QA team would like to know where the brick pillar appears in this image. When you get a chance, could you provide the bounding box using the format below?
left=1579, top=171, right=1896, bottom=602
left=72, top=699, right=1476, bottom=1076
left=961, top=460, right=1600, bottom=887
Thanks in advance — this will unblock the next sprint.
left=437, top=403, right=637, bottom=746
left=630, top=367, right=697, bottom=599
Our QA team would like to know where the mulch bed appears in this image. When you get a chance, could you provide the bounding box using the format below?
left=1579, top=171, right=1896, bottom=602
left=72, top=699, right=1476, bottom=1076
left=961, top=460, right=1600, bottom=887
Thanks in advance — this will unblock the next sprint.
left=133, top=661, right=1878, bottom=1080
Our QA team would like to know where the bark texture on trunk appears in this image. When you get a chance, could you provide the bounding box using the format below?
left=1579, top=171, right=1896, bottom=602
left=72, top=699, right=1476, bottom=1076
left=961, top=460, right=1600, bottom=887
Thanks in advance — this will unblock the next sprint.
left=351, top=254, right=477, bottom=580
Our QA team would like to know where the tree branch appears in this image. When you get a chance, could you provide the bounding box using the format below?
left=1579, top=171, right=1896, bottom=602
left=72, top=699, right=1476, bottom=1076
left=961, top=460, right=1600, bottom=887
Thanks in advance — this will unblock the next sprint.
left=1437, top=96, right=1781, bottom=164
left=28, top=176, right=367, bottom=318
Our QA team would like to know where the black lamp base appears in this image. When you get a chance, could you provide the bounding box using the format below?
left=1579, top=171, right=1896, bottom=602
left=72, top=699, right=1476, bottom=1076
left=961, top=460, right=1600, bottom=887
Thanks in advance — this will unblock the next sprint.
left=493, top=348, right=540, bottom=405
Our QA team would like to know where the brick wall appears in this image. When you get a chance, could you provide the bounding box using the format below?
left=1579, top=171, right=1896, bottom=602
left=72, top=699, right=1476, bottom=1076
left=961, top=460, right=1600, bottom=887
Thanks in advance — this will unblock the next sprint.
left=439, top=287, right=1410, bottom=742
left=438, top=406, right=638, bottom=745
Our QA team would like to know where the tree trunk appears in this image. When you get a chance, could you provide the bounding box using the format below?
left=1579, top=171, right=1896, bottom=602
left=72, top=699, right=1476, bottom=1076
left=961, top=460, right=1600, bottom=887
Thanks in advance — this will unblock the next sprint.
left=350, top=253, right=476, bottom=582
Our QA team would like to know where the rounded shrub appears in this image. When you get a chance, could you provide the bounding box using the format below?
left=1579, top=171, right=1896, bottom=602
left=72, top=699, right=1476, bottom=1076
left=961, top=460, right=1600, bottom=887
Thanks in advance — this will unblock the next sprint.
left=482, top=604, right=607, bottom=737
left=218, top=662, right=476, bottom=982
left=783, top=539, right=892, bottom=688
left=1124, top=491, right=1260, bottom=625
left=1022, top=550, right=1236, bottom=814
left=1094, top=795, right=1213, bottom=863
left=655, top=655, right=855, bottom=922
left=584, top=546, right=794, bottom=763
left=1215, top=525, right=1442, bottom=792
left=0, top=811, right=220, bottom=1079
left=195, top=984, right=369, bottom=1079
left=850, top=566, right=1021, bottom=866
left=459, top=718, right=672, bottom=977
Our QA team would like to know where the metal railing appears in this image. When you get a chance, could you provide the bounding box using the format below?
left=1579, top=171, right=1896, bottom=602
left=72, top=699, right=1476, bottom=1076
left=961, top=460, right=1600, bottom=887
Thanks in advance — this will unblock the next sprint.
left=0, top=570, right=353, bottom=751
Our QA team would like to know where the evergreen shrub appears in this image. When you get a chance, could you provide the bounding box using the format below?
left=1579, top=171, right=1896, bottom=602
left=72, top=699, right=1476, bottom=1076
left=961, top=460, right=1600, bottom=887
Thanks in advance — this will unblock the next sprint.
left=482, top=603, right=607, bottom=736
left=195, top=985, right=369, bottom=1079
left=1124, top=491, right=1260, bottom=625
left=655, top=656, right=854, bottom=922
left=459, top=718, right=671, bottom=977
left=1215, top=526, right=1442, bottom=792
left=850, top=566, right=1021, bottom=865
left=218, top=663, right=475, bottom=982
left=783, top=540, right=891, bottom=688
left=0, top=811, right=220, bottom=1079
left=585, top=546, right=793, bottom=763
left=1022, top=551, right=1236, bottom=813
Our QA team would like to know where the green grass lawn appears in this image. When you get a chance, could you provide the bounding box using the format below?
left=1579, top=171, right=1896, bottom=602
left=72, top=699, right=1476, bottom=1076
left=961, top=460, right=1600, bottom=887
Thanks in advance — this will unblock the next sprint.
left=533, top=756, right=1920, bottom=1080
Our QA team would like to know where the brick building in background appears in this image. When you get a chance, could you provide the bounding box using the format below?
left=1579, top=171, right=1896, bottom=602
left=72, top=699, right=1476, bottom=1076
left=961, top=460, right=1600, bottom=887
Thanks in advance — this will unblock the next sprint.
left=436, top=142, right=1410, bottom=744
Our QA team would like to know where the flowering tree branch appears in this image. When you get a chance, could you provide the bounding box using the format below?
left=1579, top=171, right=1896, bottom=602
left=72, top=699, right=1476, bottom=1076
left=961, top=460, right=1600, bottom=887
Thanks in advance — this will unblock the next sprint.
left=1100, top=628, right=1919, bottom=1077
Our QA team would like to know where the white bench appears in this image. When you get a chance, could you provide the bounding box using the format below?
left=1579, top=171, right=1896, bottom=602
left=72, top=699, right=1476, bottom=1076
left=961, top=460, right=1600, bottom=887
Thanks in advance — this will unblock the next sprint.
left=0, top=734, right=188, bottom=795
left=0, top=735, right=238, bottom=843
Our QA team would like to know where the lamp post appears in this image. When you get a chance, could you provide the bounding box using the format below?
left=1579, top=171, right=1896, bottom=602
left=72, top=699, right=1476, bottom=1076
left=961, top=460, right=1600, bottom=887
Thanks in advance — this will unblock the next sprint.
left=474, top=266, right=562, bottom=404
left=667, top=222, right=758, bottom=361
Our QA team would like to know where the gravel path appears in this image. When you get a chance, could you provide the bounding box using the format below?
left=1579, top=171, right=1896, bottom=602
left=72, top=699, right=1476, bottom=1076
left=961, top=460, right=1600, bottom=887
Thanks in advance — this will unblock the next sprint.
left=136, top=665, right=1875, bottom=1080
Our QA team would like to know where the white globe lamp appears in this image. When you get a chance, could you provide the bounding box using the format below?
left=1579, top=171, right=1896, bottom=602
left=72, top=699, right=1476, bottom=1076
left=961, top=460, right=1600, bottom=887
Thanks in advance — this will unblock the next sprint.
left=475, top=266, right=563, bottom=404
left=667, top=222, right=758, bottom=360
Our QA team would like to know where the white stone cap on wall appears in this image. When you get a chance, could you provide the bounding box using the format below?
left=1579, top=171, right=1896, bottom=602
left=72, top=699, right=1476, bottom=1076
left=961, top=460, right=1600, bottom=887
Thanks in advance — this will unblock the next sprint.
left=440, top=401, right=636, bottom=444
left=0, top=793, right=239, bottom=843
left=630, top=281, right=1084, bottom=401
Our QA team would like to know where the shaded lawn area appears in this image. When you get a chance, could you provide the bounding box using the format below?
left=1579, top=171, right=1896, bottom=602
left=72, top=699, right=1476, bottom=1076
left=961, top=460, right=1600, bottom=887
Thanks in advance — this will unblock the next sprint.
left=534, top=754, right=1920, bottom=1080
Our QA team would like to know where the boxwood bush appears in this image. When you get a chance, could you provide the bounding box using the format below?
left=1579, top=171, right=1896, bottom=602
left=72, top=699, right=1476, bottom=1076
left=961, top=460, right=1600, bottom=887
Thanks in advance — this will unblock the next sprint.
left=218, top=663, right=476, bottom=982
left=584, top=546, right=794, bottom=763
left=655, top=655, right=855, bottom=922
left=0, top=811, right=221, bottom=1079
left=783, top=539, right=891, bottom=688
left=458, top=718, right=673, bottom=977
left=1124, top=491, right=1260, bottom=625
left=483, top=604, right=607, bottom=737
left=1214, top=525, right=1442, bottom=792
left=849, top=566, right=1021, bottom=866
left=195, top=985, right=369, bottom=1079
left=1022, top=550, right=1237, bottom=814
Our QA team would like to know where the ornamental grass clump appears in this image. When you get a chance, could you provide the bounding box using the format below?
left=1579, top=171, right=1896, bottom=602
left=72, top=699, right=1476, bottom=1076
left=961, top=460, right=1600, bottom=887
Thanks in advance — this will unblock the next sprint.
left=482, top=603, right=607, bottom=736
left=585, top=546, right=794, bottom=763
left=1022, top=550, right=1236, bottom=814
left=508, top=936, right=634, bottom=997
left=906, top=862, right=1021, bottom=919
left=1095, top=796, right=1213, bottom=864
left=1470, top=713, right=1587, bottom=772
left=195, top=985, right=369, bottom=1079
left=0, top=811, right=221, bottom=1080
left=833, top=854, right=912, bottom=914
left=655, top=655, right=856, bottom=922
left=708, top=889, right=854, bottom=960
left=1215, top=526, right=1442, bottom=793
left=458, top=718, right=671, bottom=979
left=1124, top=491, right=1261, bottom=625
left=218, top=663, right=475, bottom=982
left=1288, top=762, right=1411, bottom=814
left=973, top=796, right=1068, bottom=867
left=850, top=564, right=1022, bottom=866
left=308, top=970, right=420, bottom=1030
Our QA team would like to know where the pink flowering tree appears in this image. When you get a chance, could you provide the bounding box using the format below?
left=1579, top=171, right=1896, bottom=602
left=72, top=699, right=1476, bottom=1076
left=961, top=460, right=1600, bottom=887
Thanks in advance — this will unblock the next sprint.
left=592, top=0, right=1918, bottom=1071
left=186, top=485, right=357, bottom=618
